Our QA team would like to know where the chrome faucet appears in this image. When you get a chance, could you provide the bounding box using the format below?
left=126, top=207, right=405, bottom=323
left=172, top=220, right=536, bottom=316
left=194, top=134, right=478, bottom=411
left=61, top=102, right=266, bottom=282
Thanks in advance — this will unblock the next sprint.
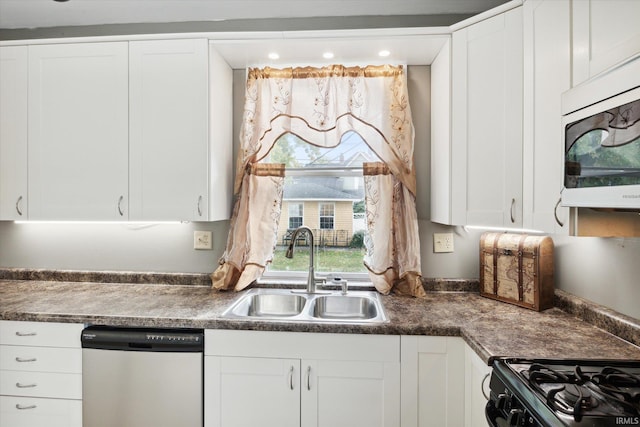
left=285, top=226, right=322, bottom=293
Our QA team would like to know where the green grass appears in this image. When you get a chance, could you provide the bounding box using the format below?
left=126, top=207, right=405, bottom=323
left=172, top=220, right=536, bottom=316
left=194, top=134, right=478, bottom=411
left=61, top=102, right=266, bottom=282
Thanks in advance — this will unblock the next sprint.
left=269, top=246, right=367, bottom=273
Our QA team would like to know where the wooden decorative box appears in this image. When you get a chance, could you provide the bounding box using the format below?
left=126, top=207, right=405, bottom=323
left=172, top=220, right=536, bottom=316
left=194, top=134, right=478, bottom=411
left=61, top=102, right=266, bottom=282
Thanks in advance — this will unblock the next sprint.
left=479, top=232, right=555, bottom=311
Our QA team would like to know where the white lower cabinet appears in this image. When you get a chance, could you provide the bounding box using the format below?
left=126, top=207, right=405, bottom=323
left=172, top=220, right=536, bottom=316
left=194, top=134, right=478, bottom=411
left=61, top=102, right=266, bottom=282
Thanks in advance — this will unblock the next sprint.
left=400, top=336, right=492, bottom=427
left=0, top=321, right=83, bottom=427
left=204, top=330, right=400, bottom=427
left=400, top=336, right=465, bottom=427
left=464, top=344, right=492, bottom=427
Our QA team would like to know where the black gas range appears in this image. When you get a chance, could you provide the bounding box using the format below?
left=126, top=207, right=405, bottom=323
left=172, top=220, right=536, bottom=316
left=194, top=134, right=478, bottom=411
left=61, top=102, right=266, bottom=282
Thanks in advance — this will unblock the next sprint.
left=486, top=358, right=640, bottom=427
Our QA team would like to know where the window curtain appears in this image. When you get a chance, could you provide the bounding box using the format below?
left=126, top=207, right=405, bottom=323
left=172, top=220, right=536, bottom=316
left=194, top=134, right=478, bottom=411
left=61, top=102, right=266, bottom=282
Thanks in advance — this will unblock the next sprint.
left=363, top=162, right=425, bottom=297
left=211, top=64, right=425, bottom=296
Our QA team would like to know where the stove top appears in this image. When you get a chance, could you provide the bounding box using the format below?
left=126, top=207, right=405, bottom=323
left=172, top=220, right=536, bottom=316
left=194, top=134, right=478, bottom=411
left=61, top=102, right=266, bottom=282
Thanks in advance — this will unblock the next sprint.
left=487, top=358, right=640, bottom=427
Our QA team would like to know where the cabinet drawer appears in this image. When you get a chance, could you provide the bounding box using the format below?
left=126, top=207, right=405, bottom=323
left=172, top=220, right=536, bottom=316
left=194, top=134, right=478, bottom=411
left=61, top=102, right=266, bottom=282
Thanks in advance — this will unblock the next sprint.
left=0, top=395, right=82, bottom=427
left=0, top=345, right=81, bottom=373
left=0, top=321, right=83, bottom=348
left=0, top=371, right=81, bottom=399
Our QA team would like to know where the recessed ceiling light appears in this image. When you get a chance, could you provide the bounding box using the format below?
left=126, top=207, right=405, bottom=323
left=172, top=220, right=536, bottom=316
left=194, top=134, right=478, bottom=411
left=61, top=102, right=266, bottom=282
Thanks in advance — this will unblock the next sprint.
left=378, top=50, right=391, bottom=57
left=322, top=52, right=335, bottom=59
left=268, top=52, right=280, bottom=60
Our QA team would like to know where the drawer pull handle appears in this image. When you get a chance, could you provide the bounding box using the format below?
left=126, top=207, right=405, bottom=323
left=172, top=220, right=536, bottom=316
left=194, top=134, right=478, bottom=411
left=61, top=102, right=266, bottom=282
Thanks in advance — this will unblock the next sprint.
left=15, top=331, right=37, bottom=337
left=15, top=357, right=37, bottom=363
left=197, top=195, right=203, bottom=217
left=16, top=404, right=37, bottom=410
left=16, top=382, right=37, bottom=388
left=306, top=366, right=311, bottom=391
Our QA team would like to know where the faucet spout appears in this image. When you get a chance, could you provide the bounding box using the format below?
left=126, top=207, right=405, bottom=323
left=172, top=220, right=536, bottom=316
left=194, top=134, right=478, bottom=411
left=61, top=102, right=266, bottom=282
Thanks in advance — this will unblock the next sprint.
left=285, top=226, right=317, bottom=293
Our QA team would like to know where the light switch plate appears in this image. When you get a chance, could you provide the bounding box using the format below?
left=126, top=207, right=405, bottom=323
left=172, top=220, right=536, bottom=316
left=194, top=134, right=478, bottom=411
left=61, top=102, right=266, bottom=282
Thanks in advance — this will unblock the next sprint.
left=194, top=231, right=212, bottom=250
left=433, top=232, right=454, bottom=253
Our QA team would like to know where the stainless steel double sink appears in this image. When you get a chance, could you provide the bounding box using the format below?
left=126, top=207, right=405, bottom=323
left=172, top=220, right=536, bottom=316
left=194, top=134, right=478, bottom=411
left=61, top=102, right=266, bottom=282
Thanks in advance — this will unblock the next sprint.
left=221, top=288, right=388, bottom=324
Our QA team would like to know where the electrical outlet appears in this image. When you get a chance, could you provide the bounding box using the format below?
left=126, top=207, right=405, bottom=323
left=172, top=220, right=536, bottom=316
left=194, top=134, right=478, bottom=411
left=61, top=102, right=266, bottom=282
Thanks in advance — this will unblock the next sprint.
left=433, top=232, right=454, bottom=253
left=194, top=231, right=212, bottom=250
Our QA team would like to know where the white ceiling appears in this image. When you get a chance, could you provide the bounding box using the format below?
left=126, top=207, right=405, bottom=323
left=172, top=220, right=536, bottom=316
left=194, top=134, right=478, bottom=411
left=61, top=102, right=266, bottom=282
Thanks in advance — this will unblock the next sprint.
left=0, top=0, right=508, bottom=29
left=0, top=0, right=510, bottom=67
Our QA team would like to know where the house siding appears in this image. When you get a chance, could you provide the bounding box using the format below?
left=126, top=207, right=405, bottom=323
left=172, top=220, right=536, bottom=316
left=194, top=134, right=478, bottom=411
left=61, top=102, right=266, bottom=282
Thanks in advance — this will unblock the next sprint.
left=278, top=200, right=354, bottom=246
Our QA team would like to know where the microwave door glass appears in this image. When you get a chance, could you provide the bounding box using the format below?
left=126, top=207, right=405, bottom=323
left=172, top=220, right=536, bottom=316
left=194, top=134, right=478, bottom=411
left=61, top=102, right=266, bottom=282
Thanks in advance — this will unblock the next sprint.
left=565, top=98, right=640, bottom=189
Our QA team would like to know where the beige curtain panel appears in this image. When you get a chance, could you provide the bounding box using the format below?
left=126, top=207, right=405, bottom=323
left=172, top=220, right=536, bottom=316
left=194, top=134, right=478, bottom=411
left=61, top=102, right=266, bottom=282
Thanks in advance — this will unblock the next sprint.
left=211, top=163, right=284, bottom=291
left=212, top=64, right=424, bottom=296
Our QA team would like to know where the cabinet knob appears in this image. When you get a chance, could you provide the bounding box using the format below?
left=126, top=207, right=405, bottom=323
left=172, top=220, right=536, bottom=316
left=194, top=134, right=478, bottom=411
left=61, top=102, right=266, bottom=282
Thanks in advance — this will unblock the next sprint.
left=289, top=365, right=294, bottom=390
left=510, top=198, right=516, bottom=223
left=117, top=196, right=124, bottom=216
left=16, top=196, right=23, bottom=216
left=554, top=197, right=564, bottom=227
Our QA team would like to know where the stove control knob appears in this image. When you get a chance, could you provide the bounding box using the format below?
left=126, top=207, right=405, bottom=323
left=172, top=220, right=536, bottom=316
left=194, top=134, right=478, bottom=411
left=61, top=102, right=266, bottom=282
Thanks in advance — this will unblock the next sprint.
left=495, top=393, right=508, bottom=410
left=507, top=408, right=524, bottom=426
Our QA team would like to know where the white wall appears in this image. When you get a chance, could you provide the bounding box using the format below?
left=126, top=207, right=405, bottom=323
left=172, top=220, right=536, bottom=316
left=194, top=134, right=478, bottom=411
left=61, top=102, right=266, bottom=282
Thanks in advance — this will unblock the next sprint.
left=0, top=66, right=638, bottom=319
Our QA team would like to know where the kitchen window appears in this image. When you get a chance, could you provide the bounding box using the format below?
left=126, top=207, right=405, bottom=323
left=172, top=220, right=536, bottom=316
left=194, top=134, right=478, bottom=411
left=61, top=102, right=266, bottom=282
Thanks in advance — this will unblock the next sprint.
left=262, top=131, right=376, bottom=279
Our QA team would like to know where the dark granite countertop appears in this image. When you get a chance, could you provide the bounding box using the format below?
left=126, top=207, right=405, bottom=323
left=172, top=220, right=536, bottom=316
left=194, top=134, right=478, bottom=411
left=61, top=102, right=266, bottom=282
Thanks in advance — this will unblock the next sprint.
left=1, top=277, right=639, bottom=365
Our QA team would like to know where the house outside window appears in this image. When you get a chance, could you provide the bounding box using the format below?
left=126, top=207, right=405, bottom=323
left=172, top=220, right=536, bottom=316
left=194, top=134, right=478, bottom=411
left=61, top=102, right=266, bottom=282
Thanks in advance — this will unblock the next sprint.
left=262, top=131, right=378, bottom=277
left=319, top=203, right=335, bottom=229
left=288, top=203, right=303, bottom=229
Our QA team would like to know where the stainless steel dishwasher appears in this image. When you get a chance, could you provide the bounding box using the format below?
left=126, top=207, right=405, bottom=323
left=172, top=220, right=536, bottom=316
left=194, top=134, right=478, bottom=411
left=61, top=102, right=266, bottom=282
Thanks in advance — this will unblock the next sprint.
left=81, top=325, right=204, bottom=427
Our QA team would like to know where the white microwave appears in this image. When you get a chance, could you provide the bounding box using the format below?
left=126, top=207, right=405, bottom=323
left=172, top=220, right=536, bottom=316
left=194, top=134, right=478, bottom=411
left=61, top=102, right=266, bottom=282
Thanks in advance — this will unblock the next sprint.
left=562, top=61, right=640, bottom=209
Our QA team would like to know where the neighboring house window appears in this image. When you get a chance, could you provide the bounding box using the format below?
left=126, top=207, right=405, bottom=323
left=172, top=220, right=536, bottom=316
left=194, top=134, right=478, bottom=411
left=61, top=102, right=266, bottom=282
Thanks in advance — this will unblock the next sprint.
left=288, top=203, right=303, bottom=229
left=319, top=203, right=334, bottom=229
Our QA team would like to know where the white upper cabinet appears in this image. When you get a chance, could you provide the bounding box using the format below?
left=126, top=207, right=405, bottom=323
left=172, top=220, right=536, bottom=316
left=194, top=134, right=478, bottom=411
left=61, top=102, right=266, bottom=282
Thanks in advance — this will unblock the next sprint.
left=129, top=38, right=210, bottom=221
left=28, top=42, right=129, bottom=220
left=572, top=0, right=640, bottom=86
left=522, top=0, right=571, bottom=234
left=0, top=46, right=28, bottom=220
left=441, top=7, right=523, bottom=227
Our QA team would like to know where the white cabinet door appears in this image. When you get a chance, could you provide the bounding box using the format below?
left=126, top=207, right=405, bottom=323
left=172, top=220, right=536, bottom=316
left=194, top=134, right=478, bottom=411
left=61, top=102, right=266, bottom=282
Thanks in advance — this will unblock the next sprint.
left=129, top=39, right=209, bottom=221
left=522, top=0, right=571, bottom=234
left=572, top=0, right=640, bottom=86
left=204, top=330, right=400, bottom=427
left=302, top=359, right=400, bottom=427
left=451, top=7, right=523, bottom=227
left=28, top=42, right=129, bottom=220
left=0, top=46, right=28, bottom=220
left=464, top=345, right=492, bottom=427
left=205, top=356, right=300, bottom=427
left=400, top=336, right=465, bottom=427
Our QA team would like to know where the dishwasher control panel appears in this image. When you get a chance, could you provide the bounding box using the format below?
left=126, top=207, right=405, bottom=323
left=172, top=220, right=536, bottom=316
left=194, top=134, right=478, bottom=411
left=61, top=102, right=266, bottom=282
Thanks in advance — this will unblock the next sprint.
left=81, top=325, right=204, bottom=352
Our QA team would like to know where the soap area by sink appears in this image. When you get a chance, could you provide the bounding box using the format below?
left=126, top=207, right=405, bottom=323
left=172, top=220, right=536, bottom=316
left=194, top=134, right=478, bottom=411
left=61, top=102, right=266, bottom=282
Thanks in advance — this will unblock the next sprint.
left=221, top=288, right=389, bottom=324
